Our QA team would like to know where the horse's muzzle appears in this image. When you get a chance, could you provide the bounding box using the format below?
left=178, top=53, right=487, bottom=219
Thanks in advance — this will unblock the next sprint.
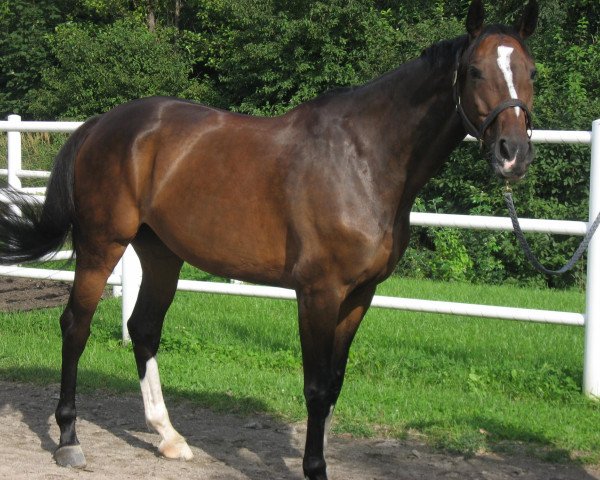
left=491, top=136, right=534, bottom=181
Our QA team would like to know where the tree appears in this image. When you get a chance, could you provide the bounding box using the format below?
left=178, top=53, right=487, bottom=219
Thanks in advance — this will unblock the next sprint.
left=0, top=0, right=62, bottom=117
left=195, top=0, right=407, bottom=115
left=27, top=18, right=198, bottom=119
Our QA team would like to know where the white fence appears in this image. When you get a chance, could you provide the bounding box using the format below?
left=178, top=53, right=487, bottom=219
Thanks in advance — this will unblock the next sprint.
left=2, top=114, right=600, bottom=397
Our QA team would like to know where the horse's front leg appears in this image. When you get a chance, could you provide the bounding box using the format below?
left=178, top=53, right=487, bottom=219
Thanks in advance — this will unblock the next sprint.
left=297, top=283, right=376, bottom=480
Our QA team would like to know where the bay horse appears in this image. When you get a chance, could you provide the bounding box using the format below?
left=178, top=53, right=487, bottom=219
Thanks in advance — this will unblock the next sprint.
left=0, top=1, right=538, bottom=478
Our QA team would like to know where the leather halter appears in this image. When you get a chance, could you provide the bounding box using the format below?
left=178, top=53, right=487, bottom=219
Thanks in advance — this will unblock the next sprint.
left=452, top=51, right=533, bottom=143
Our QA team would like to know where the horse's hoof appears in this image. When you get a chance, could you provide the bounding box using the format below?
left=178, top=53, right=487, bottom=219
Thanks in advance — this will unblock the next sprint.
left=303, top=458, right=327, bottom=480
left=158, top=438, right=193, bottom=460
left=54, top=445, right=87, bottom=469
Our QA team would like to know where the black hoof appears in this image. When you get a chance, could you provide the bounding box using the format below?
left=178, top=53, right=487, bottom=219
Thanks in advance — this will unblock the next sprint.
left=304, top=474, right=328, bottom=480
left=54, top=445, right=87, bottom=469
left=303, top=458, right=327, bottom=480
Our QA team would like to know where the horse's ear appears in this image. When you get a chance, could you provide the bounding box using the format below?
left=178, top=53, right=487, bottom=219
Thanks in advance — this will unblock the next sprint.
left=517, top=0, right=539, bottom=39
left=466, top=0, right=485, bottom=40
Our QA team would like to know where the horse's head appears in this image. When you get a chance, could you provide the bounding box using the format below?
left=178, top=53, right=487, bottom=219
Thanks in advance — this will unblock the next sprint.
left=456, top=0, right=539, bottom=181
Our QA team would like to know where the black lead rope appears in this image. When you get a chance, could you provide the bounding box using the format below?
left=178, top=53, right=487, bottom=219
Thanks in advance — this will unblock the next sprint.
left=503, top=185, right=600, bottom=275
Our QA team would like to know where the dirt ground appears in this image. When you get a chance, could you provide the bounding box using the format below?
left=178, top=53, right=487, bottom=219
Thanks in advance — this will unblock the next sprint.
left=1, top=277, right=600, bottom=480
left=0, top=276, right=72, bottom=312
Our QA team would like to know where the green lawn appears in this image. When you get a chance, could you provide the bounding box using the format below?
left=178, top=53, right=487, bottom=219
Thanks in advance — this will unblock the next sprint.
left=0, top=272, right=598, bottom=464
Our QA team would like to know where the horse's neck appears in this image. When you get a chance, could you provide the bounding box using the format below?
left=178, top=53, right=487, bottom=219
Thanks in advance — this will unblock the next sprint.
left=365, top=54, right=467, bottom=211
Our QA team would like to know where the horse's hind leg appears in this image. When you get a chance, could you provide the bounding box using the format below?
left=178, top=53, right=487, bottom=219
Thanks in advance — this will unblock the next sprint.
left=54, top=242, right=126, bottom=468
left=127, top=227, right=192, bottom=460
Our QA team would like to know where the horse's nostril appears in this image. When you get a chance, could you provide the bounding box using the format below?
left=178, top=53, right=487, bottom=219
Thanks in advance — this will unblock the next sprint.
left=499, top=138, right=511, bottom=160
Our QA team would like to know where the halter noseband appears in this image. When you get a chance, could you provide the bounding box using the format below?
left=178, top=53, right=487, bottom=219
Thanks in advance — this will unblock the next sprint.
left=452, top=52, right=533, bottom=143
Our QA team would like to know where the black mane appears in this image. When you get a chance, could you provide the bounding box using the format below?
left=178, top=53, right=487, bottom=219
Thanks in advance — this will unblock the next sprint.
left=421, top=35, right=469, bottom=68
left=313, top=35, right=469, bottom=106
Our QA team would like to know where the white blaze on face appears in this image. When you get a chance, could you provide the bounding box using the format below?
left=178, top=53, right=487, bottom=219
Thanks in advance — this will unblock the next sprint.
left=496, top=45, right=520, bottom=118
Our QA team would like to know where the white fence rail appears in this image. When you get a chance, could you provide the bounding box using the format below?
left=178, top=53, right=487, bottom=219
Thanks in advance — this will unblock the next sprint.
left=1, top=114, right=600, bottom=396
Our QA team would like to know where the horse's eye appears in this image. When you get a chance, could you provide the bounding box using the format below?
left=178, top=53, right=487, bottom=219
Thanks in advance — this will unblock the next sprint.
left=530, top=69, right=537, bottom=81
left=469, top=66, right=483, bottom=80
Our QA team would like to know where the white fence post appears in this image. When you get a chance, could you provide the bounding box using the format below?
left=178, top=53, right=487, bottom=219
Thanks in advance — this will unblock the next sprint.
left=112, top=258, right=123, bottom=298
left=120, top=245, right=142, bottom=344
left=584, top=118, right=600, bottom=398
left=6, top=114, right=22, bottom=190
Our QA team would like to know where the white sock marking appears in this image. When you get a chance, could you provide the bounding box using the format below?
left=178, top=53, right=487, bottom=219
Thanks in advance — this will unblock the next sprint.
left=140, top=357, right=193, bottom=460
left=497, top=45, right=520, bottom=118
left=323, top=405, right=335, bottom=449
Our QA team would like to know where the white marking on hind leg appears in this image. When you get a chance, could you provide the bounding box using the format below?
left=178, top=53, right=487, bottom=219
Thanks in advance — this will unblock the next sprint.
left=323, top=404, right=335, bottom=449
left=140, top=357, right=193, bottom=460
left=497, top=45, right=520, bottom=118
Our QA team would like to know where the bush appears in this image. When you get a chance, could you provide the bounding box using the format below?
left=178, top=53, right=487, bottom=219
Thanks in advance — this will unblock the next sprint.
left=0, top=0, right=62, bottom=117
left=197, top=0, right=407, bottom=114
left=27, top=18, right=197, bottom=119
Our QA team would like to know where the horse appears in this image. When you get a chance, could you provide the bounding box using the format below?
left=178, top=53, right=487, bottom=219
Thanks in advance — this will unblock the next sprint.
left=0, top=1, right=538, bottom=479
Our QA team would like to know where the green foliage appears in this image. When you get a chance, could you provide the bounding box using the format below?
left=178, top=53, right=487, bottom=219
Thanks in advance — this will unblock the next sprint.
left=431, top=228, right=473, bottom=282
left=0, top=0, right=62, bottom=117
left=0, top=132, right=69, bottom=189
left=27, top=18, right=196, bottom=118
left=196, top=0, right=404, bottom=114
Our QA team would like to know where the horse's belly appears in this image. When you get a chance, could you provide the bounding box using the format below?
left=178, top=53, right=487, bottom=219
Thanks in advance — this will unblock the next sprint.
left=145, top=195, right=290, bottom=287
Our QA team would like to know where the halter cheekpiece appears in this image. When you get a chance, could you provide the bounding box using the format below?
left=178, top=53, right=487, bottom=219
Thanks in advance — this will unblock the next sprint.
left=452, top=51, right=533, bottom=143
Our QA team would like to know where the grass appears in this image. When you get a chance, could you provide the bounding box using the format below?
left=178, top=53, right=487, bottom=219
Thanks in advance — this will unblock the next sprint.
left=0, top=132, right=68, bottom=187
left=0, top=272, right=598, bottom=465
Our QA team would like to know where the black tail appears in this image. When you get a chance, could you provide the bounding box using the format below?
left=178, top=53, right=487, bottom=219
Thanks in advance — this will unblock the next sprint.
left=0, top=115, right=102, bottom=265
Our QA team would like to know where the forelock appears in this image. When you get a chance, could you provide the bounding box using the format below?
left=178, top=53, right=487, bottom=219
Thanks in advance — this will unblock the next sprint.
left=469, top=24, right=532, bottom=59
